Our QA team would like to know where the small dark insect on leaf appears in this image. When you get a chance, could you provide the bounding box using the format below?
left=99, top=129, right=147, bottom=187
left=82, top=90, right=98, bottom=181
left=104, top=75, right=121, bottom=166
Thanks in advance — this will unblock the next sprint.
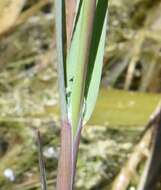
left=69, top=77, right=74, bottom=82
left=37, top=130, right=48, bottom=190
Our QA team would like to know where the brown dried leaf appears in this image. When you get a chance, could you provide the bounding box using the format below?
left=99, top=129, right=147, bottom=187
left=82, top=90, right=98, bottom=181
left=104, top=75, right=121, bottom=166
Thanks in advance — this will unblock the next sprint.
left=0, top=0, right=26, bottom=35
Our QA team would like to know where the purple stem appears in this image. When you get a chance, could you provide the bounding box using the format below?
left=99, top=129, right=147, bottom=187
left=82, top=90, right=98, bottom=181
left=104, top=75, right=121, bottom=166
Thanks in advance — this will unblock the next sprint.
left=56, top=119, right=83, bottom=190
left=56, top=121, right=73, bottom=190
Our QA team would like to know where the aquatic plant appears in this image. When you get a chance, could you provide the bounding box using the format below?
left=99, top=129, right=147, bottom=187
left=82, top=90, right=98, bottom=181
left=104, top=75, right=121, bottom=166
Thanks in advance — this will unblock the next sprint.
left=55, top=0, right=108, bottom=189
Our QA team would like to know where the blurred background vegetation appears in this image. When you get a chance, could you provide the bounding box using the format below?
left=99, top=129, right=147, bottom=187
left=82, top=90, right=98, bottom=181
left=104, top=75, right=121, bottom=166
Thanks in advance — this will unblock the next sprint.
left=0, top=0, right=161, bottom=189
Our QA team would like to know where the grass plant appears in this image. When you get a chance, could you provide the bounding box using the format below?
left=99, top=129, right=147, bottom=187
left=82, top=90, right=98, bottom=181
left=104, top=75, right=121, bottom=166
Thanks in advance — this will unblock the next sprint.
left=55, top=1, right=108, bottom=189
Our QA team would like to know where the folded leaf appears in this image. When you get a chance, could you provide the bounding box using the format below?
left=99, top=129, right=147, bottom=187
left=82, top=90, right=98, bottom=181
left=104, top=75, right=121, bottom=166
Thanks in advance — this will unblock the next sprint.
left=55, top=0, right=67, bottom=120
left=84, top=0, right=108, bottom=124
left=67, top=1, right=96, bottom=136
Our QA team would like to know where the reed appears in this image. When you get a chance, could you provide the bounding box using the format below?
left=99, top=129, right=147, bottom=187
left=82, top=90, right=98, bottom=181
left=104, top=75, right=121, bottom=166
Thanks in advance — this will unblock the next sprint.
left=55, top=1, right=108, bottom=189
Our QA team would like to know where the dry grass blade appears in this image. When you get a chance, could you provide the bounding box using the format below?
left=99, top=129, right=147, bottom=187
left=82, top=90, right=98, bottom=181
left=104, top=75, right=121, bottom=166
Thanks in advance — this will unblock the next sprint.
left=139, top=45, right=160, bottom=92
left=112, top=129, right=152, bottom=190
left=0, top=0, right=26, bottom=35
left=112, top=101, right=161, bottom=190
left=0, top=0, right=52, bottom=39
left=137, top=115, right=161, bottom=190
left=141, top=101, right=161, bottom=137
left=16, top=0, right=52, bottom=26
left=124, top=30, right=144, bottom=90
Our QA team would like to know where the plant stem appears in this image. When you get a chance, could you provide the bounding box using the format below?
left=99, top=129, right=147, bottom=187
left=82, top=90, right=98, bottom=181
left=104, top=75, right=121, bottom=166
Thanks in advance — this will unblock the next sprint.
left=56, top=121, right=73, bottom=190
left=56, top=120, right=83, bottom=190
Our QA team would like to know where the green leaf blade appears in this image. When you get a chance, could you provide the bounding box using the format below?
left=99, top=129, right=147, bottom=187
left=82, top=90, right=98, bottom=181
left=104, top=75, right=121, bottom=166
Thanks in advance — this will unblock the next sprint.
left=67, top=1, right=96, bottom=137
left=55, top=0, right=67, bottom=121
left=83, top=0, right=109, bottom=124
